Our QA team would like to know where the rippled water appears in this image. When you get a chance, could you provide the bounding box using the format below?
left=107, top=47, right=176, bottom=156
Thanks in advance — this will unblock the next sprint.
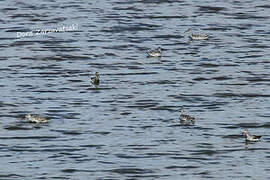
left=1, top=0, right=270, bottom=179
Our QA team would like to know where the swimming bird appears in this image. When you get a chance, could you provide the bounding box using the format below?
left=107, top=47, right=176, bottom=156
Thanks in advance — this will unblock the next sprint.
left=242, top=130, right=262, bottom=142
left=185, top=28, right=209, bottom=40
left=147, top=47, right=162, bottom=57
left=179, top=109, right=195, bottom=125
left=24, top=114, right=49, bottom=123
left=91, top=72, right=100, bottom=86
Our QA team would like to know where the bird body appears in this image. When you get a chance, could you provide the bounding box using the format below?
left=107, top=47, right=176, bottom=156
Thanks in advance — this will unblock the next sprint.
left=242, top=130, right=261, bottom=142
left=180, top=109, right=195, bottom=125
left=24, top=114, right=49, bottom=123
left=91, top=72, right=100, bottom=86
left=185, top=28, right=209, bottom=40
left=147, top=47, right=162, bottom=57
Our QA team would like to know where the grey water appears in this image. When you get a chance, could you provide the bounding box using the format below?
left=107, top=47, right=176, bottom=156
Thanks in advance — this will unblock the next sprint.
left=0, top=0, right=270, bottom=179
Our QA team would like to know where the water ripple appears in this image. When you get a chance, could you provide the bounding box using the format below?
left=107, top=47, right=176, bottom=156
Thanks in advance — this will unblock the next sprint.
left=1, top=0, right=270, bottom=179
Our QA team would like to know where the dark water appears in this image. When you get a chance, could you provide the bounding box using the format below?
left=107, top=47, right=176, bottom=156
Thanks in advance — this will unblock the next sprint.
left=1, top=0, right=270, bottom=179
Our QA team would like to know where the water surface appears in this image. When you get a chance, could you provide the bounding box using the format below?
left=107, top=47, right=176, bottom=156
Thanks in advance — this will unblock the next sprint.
left=0, top=0, right=270, bottom=179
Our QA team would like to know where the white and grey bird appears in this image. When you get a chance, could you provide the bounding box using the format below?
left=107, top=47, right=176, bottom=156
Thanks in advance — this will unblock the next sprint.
left=242, top=130, right=262, bottom=142
left=147, top=47, right=162, bottom=57
left=24, top=114, right=49, bottom=123
left=185, top=28, right=209, bottom=40
left=91, top=72, right=100, bottom=86
left=179, top=109, right=195, bottom=125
